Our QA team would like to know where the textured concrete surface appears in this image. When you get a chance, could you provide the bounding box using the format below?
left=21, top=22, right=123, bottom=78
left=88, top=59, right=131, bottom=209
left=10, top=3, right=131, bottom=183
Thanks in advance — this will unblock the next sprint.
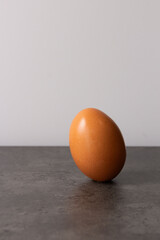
left=0, top=147, right=160, bottom=240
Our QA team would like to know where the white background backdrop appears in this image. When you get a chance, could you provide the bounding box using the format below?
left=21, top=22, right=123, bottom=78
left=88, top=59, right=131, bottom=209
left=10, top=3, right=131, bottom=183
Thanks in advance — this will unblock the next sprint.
left=0, top=0, right=160, bottom=146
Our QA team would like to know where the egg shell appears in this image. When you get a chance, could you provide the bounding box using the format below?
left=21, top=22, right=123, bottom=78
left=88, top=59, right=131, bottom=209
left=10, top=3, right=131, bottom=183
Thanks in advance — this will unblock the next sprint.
left=69, top=108, right=126, bottom=182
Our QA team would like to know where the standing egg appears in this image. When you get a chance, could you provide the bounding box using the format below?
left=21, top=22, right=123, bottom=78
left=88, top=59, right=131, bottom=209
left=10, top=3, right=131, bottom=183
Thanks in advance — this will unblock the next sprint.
left=69, top=108, right=126, bottom=182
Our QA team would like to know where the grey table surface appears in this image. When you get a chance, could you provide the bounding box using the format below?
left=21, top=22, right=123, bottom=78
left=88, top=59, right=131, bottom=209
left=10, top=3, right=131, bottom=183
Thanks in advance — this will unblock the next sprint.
left=0, top=147, right=160, bottom=240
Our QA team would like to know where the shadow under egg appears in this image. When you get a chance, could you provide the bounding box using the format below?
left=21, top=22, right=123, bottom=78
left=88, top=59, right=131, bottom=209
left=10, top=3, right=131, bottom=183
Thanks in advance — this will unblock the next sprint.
left=67, top=179, right=124, bottom=219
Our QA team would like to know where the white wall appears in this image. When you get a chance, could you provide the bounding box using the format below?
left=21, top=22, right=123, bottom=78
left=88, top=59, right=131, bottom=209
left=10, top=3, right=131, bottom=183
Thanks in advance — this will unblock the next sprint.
left=0, top=0, right=160, bottom=146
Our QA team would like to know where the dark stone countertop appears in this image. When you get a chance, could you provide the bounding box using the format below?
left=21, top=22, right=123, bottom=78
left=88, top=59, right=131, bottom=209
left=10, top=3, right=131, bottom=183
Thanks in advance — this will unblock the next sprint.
left=0, top=147, right=160, bottom=240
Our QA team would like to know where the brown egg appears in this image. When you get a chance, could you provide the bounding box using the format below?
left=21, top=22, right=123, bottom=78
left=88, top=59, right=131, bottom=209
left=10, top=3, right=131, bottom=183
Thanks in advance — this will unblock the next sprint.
left=69, top=108, right=126, bottom=182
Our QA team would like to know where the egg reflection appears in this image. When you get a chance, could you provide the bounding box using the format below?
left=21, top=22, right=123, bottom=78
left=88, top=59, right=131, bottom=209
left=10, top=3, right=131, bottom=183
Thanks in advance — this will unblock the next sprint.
left=66, top=180, right=124, bottom=231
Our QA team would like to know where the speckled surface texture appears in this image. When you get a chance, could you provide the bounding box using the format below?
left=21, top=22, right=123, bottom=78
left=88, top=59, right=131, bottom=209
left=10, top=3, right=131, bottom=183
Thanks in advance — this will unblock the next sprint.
left=0, top=147, right=160, bottom=240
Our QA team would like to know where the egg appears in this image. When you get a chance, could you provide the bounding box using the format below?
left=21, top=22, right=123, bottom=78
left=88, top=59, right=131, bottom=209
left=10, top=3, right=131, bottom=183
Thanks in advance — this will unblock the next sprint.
left=69, top=108, right=126, bottom=182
